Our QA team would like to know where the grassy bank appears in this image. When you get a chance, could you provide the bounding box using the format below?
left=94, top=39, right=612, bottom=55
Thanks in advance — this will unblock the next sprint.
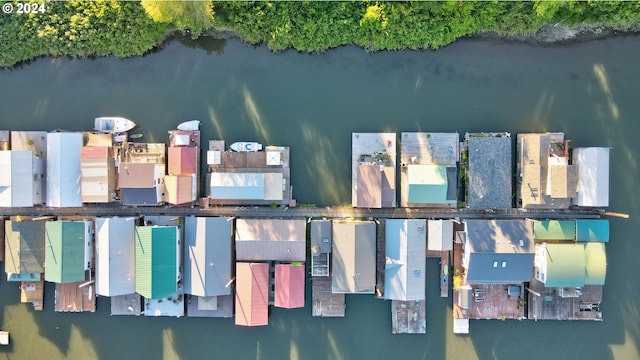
left=2, top=1, right=640, bottom=68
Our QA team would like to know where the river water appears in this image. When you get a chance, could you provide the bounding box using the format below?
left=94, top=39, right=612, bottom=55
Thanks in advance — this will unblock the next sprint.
left=0, top=36, right=639, bottom=359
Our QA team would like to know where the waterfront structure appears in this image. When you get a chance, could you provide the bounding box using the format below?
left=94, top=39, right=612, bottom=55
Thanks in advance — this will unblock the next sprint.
left=10, top=131, right=46, bottom=205
left=235, top=218, right=306, bottom=262
left=0, top=150, right=35, bottom=207
left=384, top=219, right=426, bottom=301
left=46, top=132, right=83, bottom=208
left=95, top=217, right=136, bottom=297
left=332, top=220, right=376, bottom=294
left=464, top=133, right=512, bottom=209
left=517, top=133, right=577, bottom=209
left=44, top=220, right=92, bottom=284
left=310, top=220, right=331, bottom=277
left=4, top=219, right=45, bottom=281
left=80, top=145, right=116, bottom=203
left=576, top=219, right=609, bottom=242
left=427, top=219, right=454, bottom=252
left=400, top=132, right=458, bottom=208
left=134, top=225, right=179, bottom=299
left=118, top=162, right=165, bottom=206
left=533, top=220, right=576, bottom=241
left=235, top=262, right=269, bottom=326
left=573, top=147, right=610, bottom=207
left=352, top=133, right=396, bottom=208
left=166, top=129, right=200, bottom=205
left=274, top=263, right=305, bottom=309
left=207, top=140, right=294, bottom=206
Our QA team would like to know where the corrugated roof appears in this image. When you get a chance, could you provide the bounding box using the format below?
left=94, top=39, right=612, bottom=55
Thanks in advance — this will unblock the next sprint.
left=168, top=146, right=197, bottom=176
left=332, top=221, right=376, bottom=294
left=427, top=219, right=453, bottom=251
left=210, top=172, right=265, bottom=200
left=356, top=164, right=382, bottom=208
left=384, top=219, right=426, bottom=301
left=534, top=220, right=575, bottom=241
left=235, top=219, right=306, bottom=261
left=95, top=217, right=136, bottom=297
left=0, top=150, right=34, bottom=207
left=4, top=220, right=45, bottom=275
left=576, top=220, right=609, bottom=242
left=46, top=133, right=82, bottom=208
left=467, top=136, right=512, bottom=209
left=80, top=147, right=114, bottom=203
left=80, top=146, right=109, bottom=159
left=584, top=242, right=607, bottom=285
left=184, top=217, right=232, bottom=297
left=135, top=226, right=177, bottom=299
left=165, top=175, right=195, bottom=205
left=44, top=221, right=86, bottom=283
left=540, top=243, right=586, bottom=287
left=118, top=163, right=158, bottom=188
left=275, top=264, right=305, bottom=309
left=574, top=147, right=609, bottom=207
left=235, top=262, right=269, bottom=326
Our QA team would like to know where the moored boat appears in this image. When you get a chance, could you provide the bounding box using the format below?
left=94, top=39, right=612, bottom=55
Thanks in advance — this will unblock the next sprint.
left=230, top=141, right=263, bottom=152
left=177, top=120, right=200, bottom=131
left=94, top=117, right=136, bottom=133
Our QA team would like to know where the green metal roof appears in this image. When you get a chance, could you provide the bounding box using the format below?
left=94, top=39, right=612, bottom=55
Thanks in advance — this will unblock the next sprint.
left=44, top=221, right=86, bottom=283
left=135, top=226, right=177, bottom=299
left=576, top=220, right=609, bottom=242
left=584, top=242, right=607, bottom=285
left=543, top=243, right=585, bottom=287
left=534, top=220, right=575, bottom=241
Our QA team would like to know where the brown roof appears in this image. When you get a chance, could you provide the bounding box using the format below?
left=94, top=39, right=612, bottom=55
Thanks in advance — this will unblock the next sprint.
left=356, top=164, right=382, bottom=208
left=118, top=163, right=157, bottom=188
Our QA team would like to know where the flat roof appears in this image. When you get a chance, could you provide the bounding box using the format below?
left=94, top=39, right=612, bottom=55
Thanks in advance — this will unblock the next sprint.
left=574, top=147, right=609, bottom=207
left=467, top=135, right=512, bottom=209
left=235, top=218, right=306, bottom=262
left=384, top=219, right=426, bottom=301
left=332, top=221, right=376, bottom=294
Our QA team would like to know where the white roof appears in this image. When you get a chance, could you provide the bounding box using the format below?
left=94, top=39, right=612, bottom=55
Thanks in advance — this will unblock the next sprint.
left=175, top=134, right=190, bottom=146
left=574, top=147, right=609, bottom=207
left=207, top=151, right=221, bottom=165
left=266, top=151, right=281, bottom=166
left=0, top=150, right=34, bottom=207
left=95, top=217, right=136, bottom=296
left=210, top=172, right=265, bottom=200
left=46, top=133, right=82, bottom=207
left=385, top=219, right=426, bottom=301
left=428, top=219, right=453, bottom=251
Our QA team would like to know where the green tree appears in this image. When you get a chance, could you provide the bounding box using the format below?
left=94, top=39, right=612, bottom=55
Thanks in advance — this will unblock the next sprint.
left=141, top=0, right=213, bottom=37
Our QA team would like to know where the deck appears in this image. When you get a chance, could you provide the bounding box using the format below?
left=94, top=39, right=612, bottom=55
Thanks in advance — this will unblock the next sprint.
left=55, top=282, right=96, bottom=312
left=527, top=279, right=603, bottom=321
left=312, top=277, right=345, bottom=317
left=185, top=295, right=234, bottom=318
left=391, top=300, right=426, bottom=334
left=375, top=219, right=385, bottom=298
left=110, top=294, right=142, bottom=316
left=20, top=280, right=44, bottom=311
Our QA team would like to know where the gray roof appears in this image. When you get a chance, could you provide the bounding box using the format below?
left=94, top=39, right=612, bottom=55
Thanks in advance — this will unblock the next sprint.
left=184, top=217, right=233, bottom=297
left=332, top=221, right=376, bottom=294
left=311, top=220, right=332, bottom=254
left=95, top=217, right=136, bottom=297
left=121, top=188, right=159, bottom=206
left=235, top=219, right=306, bottom=261
left=464, top=220, right=534, bottom=284
left=385, top=219, right=426, bottom=300
left=4, top=220, right=46, bottom=275
left=467, top=136, right=512, bottom=209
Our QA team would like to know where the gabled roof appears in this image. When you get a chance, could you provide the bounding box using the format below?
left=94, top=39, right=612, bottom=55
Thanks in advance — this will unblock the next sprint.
left=534, top=220, right=575, bottom=241
left=384, top=219, right=426, bottom=301
left=95, top=217, right=136, bottom=297
left=184, top=217, right=232, bottom=297
left=274, top=264, right=305, bottom=309
left=538, top=242, right=607, bottom=287
left=168, top=146, right=197, bottom=176
left=332, top=221, right=376, bottom=294
left=135, top=226, right=177, bottom=299
left=576, top=220, right=609, bottom=242
left=46, top=133, right=83, bottom=208
left=235, top=219, right=306, bottom=261
left=235, top=262, right=269, bottom=326
left=0, top=150, right=34, bottom=207
left=44, top=221, right=87, bottom=283
left=4, top=220, right=45, bottom=275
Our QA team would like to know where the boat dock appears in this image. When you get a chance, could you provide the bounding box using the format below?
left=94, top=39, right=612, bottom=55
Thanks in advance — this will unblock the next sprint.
left=391, top=300, right=426, bottom=334
left=440, top=252, right=449, bottom=297
left=55, top=282, right=96, bottom=312
left=20, top=280, right=44, bottom=311
left=312, top=277, right=345, bottom=317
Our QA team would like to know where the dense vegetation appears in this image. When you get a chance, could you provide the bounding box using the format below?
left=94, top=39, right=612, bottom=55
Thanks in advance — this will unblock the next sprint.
left=2, top=1, right=640, bottom=68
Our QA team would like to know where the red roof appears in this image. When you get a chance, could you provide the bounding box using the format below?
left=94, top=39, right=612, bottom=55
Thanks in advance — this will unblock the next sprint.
left=357, top=164, right=382, bottom=208
left=80, top=146, right=109, bottom=159
left=274, top=264, right=305, bottom=309
left=235, top=262, right=269, bottom=326
left=168, top=147, right=197, bottom=176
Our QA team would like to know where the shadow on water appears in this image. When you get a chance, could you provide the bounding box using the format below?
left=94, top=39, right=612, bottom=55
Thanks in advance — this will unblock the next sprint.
left=177, top=36, right=227, bottom=56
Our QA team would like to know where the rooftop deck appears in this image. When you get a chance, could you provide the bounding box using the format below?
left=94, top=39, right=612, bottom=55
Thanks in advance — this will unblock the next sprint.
left=312, top=277, right=345, bottom=317
left=391, top=300, right=426, bottom=334
left=110, top=294, right=143, bottom=316
left=55, top=282, right=96, bottom=312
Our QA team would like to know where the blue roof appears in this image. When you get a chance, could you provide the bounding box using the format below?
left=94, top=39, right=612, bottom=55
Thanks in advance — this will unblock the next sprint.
left=576, top=220, right=609, bottom=242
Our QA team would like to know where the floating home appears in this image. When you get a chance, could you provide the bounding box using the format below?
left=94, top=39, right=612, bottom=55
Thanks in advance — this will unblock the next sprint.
left=310, top=220, right=346, bottom=318
left=46, top=132, right=83, bottom=208
left=166, top=129, right=200, bottom=205
left=119, top=143, right=166, bottom=206
left=10, top=131, right=46, bottom=205
left=573, top=147, right=610, bottom=207
left=80, top=139, right=116, bottom=203
left=352, top=133, right=396, bottom=208
left=463, top=133, right=512, bottom=209
left=235, top=218, right=306, bottom=262
left=95, top=217, right=136, bottom=297
left=0, top=150, right=35, bottom=207
left=332, top=220, right=376, bottom=294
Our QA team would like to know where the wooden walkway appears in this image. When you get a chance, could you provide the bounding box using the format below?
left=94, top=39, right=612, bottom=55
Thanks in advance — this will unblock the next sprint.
left=21, top=280, right=44, bottom=311
left=55, top=282, right=96, bottom=312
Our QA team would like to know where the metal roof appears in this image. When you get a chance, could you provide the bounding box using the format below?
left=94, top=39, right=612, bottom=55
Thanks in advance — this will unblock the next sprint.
left=210, top=172, right=265, bottom=200
left=235, top=218, right=306, bottom=262
left=135, top=226, right=177, bottom=299
left=274, top=264, right=305, bottom=309
left=384, top=219, right=426, bottom=300
left=533, top=220, right=575, bottom=241
left=95, top=217, right=136, bottom=297
left=168, top=146, right=197, bottom=176
left=118, top=162, right=159, bottom=188
left=0, top=151, right=34, bottom=207
left=183, top=217, right=232, bottom=297
left=165, top=175, right=195, bottom=205
left=427, top=219, right=453, bottom=251
left=4, top=220, right=45, bottom=275
left=331, top=221, right=376, bottom=294
left=44, top=221, right=87, bottom=283
left=576, top=220, right=609, bottom=242
left=235, top=262, right=269, bottom=326
left=356, top=164, right=382, bottom=208
left=536, top=242, right=607, bottom=287
left=46, top=133, right=83, bottom=207
left=467, top=136, right=512, bottom=209
left=574, top=147, right=610, bottom=207
left=80, top=147, right=114, bottom=203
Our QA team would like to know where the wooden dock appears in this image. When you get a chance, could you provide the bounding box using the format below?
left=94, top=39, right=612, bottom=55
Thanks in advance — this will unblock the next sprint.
left=110, top=294, right=142, bottom=316
left=440, top=252, right=449, bottom=298
left=391, top=300, right=426, bottom=334
left=311, top=277, right=345, bottom=317
left=20, top=280, right=44, bottom=311
left=375, top=220, right=386, bottom=299
left=55, top=282, right=96, bottom=312
left=527, top=279, right=603, bottom=321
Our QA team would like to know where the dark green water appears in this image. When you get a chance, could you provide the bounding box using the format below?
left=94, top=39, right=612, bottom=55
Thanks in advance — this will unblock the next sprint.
left=0, top=36, right=639, bottom=359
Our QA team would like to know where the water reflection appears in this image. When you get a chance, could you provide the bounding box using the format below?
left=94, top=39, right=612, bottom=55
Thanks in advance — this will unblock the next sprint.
left=177, top=36, right=227, bottom=55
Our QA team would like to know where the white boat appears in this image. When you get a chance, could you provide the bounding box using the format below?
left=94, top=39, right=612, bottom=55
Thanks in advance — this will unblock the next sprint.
left=177, top=120, right=200, bottom=131
left=94, top=117, right=136, bottom=133
left=230, top=142, right=263, bottom=152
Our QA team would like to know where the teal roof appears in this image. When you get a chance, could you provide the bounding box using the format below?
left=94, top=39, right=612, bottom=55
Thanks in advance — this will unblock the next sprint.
left=584, top=242, right=607, bottom=285
left=576, top=220, right=609, bottom=242
left=44, top=221, right=86, bottom=283
left=407, top=165, right=455, bottom=205
left=135, top=226, right=177, bottom=299
left=534, top=220, right=575, bottom=241
left=542, top=243, right=607, bottom=287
